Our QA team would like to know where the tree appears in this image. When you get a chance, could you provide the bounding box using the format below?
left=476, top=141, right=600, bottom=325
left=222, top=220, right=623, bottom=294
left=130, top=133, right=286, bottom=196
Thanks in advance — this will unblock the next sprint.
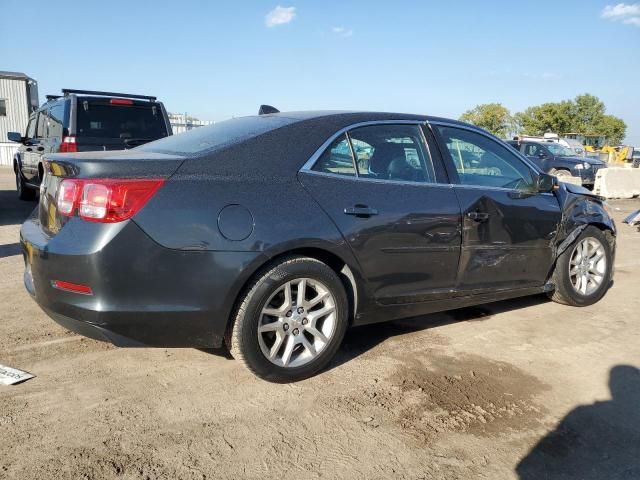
left=514, top=101, right=574, bottom=136
left=571, top=94, right=605, bottom=134
left=596, top=115, right=626, bottom=145
left=459, top=103, right=514, bottom=137
left=513, top=94, right=627, bottom=145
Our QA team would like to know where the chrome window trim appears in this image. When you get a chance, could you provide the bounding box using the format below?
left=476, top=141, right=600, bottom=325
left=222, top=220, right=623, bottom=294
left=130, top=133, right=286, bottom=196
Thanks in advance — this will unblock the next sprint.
left=451, top=183, right=555, bottom=196
left=299, top=118, right=554, bottom=196
left=300, top=169, right=455, bottom=189
left=344, top=130, right=359, bottom=177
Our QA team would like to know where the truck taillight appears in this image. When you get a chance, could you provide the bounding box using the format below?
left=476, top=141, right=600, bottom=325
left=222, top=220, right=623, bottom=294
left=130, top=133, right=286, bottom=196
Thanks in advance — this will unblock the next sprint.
left=57, top=178, right=165, bottom=222
left=59, top=136, right=77, bottom=153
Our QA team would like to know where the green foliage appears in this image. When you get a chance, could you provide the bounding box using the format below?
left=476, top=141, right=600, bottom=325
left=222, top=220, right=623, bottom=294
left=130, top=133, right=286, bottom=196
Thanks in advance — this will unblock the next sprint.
left=597, top=115, right=627, bottom=145
left=459, top=103, right=514, bottom=137
left=511, top=94, right=626, bottom=145
left=514, top=101, right=574, bottom=137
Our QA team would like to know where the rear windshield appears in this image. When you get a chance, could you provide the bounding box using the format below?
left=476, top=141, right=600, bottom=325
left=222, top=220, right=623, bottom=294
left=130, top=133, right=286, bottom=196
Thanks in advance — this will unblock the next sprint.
left=76, top=102, right=168, bottom=140
left=138, top=115, right=295, bottom=155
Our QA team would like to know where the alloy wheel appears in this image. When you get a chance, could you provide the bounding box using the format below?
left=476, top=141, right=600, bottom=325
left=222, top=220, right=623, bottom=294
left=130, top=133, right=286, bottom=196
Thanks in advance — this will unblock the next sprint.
left=258, top=278, right=336, bottom=368
left=569, top=237, right=607, bottom=296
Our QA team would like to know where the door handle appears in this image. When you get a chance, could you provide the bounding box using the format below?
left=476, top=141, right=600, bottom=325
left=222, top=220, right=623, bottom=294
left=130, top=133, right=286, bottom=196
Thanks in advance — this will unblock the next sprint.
left=344, top=205, right=378, bottom=217
left=467, top=211, right=490, bottom=222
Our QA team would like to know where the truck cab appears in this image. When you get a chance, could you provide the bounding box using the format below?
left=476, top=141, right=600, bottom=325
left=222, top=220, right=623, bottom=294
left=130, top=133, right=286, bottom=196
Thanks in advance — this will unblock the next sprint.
left=508, top=140, right=606, bottom=188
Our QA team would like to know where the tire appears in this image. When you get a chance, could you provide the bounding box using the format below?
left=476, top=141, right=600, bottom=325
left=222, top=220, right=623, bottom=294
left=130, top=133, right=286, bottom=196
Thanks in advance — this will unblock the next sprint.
left=16, top=169, right=36, bottom=201
left=227, top=256, right=349, bottom=382
left=549, top=226, right=613, bottom=306
left=549, top=168, right=572, bottom=180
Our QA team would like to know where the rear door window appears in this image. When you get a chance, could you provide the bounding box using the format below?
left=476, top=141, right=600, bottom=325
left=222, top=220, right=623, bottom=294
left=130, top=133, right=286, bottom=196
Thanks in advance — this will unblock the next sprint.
left=36, top=111, right=46, bottom=138
left=48, top=102, right=66, bottom=138
left=349, top=124, right=436, bottom=183
left=524, top=143, right=543, bottom=157
left=312, top=134, right=357, bottom=176
left=26, top=113, right=37, bottom=138
left=75, top=101, right=168, bottom=140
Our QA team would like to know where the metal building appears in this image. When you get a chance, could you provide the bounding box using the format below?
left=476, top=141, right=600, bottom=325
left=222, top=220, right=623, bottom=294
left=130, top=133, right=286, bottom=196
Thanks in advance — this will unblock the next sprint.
left=168, top=112, right=212, bottom=135
left=0, top=71, right=39, bottom=167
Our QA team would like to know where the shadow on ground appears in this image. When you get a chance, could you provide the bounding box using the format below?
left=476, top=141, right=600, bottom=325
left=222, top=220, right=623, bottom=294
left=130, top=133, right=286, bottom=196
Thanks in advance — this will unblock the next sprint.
left=331, top=294, right=549, bottom=370
left=0, top=243, right=22, bottom=259
left=0, top=187, right=37, bottom=227
left=517, top=365, right=640, bottom=479
left=201, top=294, right=551, bottom=370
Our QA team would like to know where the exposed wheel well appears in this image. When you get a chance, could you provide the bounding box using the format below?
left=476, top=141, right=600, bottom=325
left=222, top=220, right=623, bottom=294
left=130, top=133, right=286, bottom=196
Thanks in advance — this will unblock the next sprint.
left=591, top=223, right=616, bottom=250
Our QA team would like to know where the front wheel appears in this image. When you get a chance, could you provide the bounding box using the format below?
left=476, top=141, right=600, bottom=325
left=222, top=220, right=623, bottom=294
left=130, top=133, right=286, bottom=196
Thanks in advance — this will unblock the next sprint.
left=549, top=168, right=572, bottom=181
left=227, top=256, right=349, bottom=382
left=16, top=169, right=36, bottom=201
left=549, top=226, right=613, bottom=306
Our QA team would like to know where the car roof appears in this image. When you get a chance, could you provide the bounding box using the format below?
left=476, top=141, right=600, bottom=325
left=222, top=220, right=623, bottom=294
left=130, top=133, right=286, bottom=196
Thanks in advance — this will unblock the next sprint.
left=258, top=110, right=471, bottom=128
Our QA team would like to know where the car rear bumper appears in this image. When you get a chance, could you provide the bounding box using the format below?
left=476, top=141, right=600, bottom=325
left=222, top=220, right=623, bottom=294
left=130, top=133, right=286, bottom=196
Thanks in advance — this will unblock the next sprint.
left=21, top=217, right=264, bottom=348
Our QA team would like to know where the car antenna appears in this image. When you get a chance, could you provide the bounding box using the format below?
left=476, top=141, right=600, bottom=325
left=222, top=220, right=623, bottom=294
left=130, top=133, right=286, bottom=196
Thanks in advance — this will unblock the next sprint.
left=258, top=105, right=280, bottom=115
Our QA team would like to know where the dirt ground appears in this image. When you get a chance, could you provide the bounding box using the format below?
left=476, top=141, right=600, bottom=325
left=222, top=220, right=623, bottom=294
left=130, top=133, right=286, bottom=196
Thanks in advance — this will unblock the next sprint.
left=1, top=166, right=639, bottom=480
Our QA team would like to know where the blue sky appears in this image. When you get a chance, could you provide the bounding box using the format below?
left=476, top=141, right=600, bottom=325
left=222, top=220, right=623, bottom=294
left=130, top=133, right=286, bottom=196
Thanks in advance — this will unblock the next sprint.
left=1, top=0, right=639, bottom=144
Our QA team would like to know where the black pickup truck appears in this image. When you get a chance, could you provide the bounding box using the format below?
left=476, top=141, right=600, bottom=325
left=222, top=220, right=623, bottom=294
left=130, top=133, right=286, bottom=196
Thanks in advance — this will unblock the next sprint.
left=8, top=89, right=172, bottom=200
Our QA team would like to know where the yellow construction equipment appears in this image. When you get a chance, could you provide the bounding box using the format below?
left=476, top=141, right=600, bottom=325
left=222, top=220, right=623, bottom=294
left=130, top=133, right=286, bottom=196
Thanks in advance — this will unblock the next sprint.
left=585, top=145, right=632, bottom=165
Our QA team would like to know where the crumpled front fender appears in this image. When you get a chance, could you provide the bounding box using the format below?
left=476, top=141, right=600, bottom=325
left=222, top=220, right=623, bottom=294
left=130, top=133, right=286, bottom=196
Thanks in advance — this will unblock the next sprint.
left=553, top=184, right=616, bottom=257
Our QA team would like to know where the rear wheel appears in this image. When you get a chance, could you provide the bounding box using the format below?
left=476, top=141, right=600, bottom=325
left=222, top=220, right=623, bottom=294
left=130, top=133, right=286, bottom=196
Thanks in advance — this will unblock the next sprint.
left=16, top=169, right=36, bottom=201
left=549, top=226, right=612, bottom=306
left=227, top=256, right=348, bottom=382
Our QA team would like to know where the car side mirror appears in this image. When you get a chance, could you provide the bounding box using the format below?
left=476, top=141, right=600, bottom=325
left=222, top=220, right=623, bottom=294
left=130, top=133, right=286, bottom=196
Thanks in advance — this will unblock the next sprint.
left=537, top=173, right=558, bottom=193
left=538, top=151, right=548, bottom=159
left=7, top=132, right=23, bottom=143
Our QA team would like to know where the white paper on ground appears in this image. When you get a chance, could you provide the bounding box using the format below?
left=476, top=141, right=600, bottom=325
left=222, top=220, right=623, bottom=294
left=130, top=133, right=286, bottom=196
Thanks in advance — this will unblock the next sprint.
left=0, top=364, right=35, bottom=385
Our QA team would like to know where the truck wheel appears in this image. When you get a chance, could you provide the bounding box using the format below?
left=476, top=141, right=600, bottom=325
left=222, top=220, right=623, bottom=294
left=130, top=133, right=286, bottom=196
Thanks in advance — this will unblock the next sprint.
left=227, top=256, right=349, bottom=382
left=16, top=170, right=36, bottom=201
left=549, top=226, right=613, bottom=307
left=549, top=168, right=571, bottom=181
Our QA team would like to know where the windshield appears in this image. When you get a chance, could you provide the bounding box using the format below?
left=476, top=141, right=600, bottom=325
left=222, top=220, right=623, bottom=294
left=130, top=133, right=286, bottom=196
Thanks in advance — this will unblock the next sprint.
left=545, top=143, right=576, bottom=156
left=138, top=115, right=295, bottom=155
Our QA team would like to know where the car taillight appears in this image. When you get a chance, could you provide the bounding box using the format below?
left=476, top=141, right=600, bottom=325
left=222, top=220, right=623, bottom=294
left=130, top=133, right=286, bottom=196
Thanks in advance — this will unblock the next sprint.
left=57, top=179, right=81, bottom=215
left=59, top=136, right=77, bottom=153
left=56, top=178, right=165, bottom=222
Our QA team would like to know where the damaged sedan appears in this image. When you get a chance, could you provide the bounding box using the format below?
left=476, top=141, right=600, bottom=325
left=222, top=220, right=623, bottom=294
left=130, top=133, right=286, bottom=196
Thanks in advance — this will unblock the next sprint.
left=20, top=110, right=616, bottom=382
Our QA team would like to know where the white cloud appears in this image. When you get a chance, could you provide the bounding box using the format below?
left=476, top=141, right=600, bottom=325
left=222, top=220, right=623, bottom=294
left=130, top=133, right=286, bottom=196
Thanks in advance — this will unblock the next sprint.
left=265, top=5, right=296, bottom=28
left=601, top=3, right=640, bottom=26
left=332, top=26, right=354, bottom=37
